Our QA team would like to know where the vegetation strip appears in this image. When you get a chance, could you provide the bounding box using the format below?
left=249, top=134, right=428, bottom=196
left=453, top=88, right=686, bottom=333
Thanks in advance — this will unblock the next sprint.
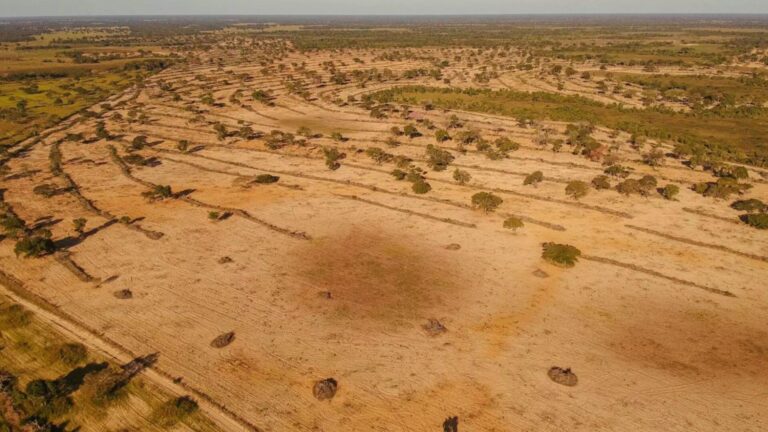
left=581, top=255, right=735, bottom=297
left=335, top=194, right=477, bottom=228
left=625, top=224, right=768, bottom=263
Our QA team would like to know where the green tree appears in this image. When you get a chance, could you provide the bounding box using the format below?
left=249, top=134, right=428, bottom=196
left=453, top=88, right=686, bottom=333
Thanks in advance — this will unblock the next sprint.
left=471, top=192, right=503, bottom=213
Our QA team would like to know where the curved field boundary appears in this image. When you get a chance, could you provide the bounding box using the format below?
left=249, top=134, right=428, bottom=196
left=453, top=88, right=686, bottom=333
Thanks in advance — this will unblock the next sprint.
left=108, top=146, right=311, bottom=241
left=581, top=255, right=735, bottom=298
left=625, top=224, right=768, bottom=264
left=154, top=149, right=565, bottom=232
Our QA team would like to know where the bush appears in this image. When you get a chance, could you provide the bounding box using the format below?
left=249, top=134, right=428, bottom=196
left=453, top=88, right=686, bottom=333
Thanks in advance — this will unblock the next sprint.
left=591, top=175, right=611, bottom=190
left=253, top=174, right=279, bottom=184
left=152, top=396, right=199, bottom=427
left=365, top=147, right=393, bottom=164
left=323, top=147, right=345, bottom=170
left=390, top=169, right=407, bottom=180
left=142, top=185, right=173, bottom=200
left=471, top=192, right=503, bottom=213
left=731, top=199, right=765, bottom=213
left=425, top=145, right=454, bottom=171
left=642, top=148, right=665, bottom=167
left=503, top=216, right=524, bottom=232
left=14, top=234, right=55, bottom=258
left=542, top=243, right=581, bottom=267
left=434, top=129, right=451, bottom=142
left=638, top=175, right=657, bottom=195
left=616, top=179, right=641, bottom=196
left=80, top=366, right=126, bottom=406
left=403, top=124, right=421, bottom=138
left=523, top=171, right=543, bottom=186
left=0, top=213, right=26, bottom=237
left=33, top=184, right=57, bottom=198
left=660, top=184, right=680, bottom=200
left=494, top=137, right=519, bottom=153
left=0, top=304, right=32, bottom=329
left=411, top=180, right=432, bottom=194
left=565, top=181, right=589, bottom=200
left=604, top=165, right=631, bottom=178
left=453, top=169, right=471, bottom=185
left=57, top=343, right=87, bottom=366
left=692, top=178, right=751, bottom=199
left=72, top=218, right=87, bottom=236
left=741, top=213, right=768, bottom=229
left=177, top=140, right=189, bottom=152
left=131, top=135, right=148, bottom=150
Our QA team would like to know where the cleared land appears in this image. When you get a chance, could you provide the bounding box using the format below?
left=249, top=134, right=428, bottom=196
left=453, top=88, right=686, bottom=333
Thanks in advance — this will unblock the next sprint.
left=1, top=18, right=768, bottom=431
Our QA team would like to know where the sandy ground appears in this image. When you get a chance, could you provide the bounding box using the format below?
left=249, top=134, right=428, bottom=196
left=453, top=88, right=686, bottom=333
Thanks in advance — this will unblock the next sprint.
left=1, top=45, right=767, bottom=432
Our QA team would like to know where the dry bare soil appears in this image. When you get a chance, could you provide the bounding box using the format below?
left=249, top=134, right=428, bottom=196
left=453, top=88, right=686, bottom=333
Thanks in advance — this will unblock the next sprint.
left=2, top=42, right=767, bottom=431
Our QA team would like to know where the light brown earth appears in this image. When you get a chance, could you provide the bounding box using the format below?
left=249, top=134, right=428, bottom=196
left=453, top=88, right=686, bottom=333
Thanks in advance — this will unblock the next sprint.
left=1, top=43, right=767, bottom=431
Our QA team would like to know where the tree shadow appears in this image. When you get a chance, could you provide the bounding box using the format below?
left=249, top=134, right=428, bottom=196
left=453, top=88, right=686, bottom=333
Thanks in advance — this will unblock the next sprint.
left=54, top=219, right=118, bottom=249
left=55, top=362, right=108, bottom=396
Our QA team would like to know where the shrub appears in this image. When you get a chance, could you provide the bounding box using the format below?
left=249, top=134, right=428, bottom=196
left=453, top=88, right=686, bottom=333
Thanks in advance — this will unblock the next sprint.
left=731, top=199, right=765, bottom=213
left=80, top=366, right=126, bottom=406
left=72, top=218, right=87, bottom=236
left=591, top=175, right=611, bottom=190
left=393, top=155, right=412, bottom=168
left=642, top=148, right=665, bottom=167
left=660, top=184, right=680, bottom=200
left=0, top=304, right=32, bottom=329
left=403, top=124, right=421, bottom=138
left=0, top=213, right=26, bottom=237
left=471, top=192, right=503, bottom=213
left=692, top=178, right=751, bottom=199
left=142, top=185, right=173, bottom=200
left=638, top=175, right=657, bottom=195
left=425, top=145, right=455, bottom=171
left=177, top=140, right=189, bottom=152
left=14, top=234, right=55, bottom=258
left=323, top=147, right=345, bottom=170
left=330, top=131, right=345, bottom=142
left=494, top=137, right=519, bottom=153
left=741, top=213, right=768, bottom=229
left=523, top=171, right=543, bottom=186
left=365, top=147, right=393, bottom=164
left=208, top=211, right=220, bottom=220
left=152, top=396, right=199, bottom=427
left=503, top=216, right=524, bottom=232
left=411, top=180, right=432, bottom=194
left=253, top=174, right=280, bottom=184
left=565, top=181, right=589, bottom=200
left=56, top=343, right=87, bottom=366
left=33, top=184, right=57, bottom=198
left=131, top=135, right=148, bottom=150
left=542, top=243, right=581, bottom=267
left=604, top=165, right=631, bottom=178
left=616, top=179, right=641, bottom=196
left=435, top=129, right=451, bottom=142
left=391, top=169, right=407, bottom=180
left=453, top=169, right=471, bottom=185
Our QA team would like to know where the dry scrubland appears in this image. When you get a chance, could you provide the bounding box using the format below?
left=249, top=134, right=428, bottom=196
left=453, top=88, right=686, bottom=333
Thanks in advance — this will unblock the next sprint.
left=1, top=21, right=768, bottom=431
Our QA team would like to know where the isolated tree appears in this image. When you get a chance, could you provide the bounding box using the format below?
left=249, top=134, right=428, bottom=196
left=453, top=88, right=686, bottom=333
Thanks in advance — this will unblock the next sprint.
left=503, top=216, right=524, bottom=233
left=411, top=180, right=432, bottom=194
left=524, top=171, right=544, bottom=186
left=323, top=147, right=345, bottom=170
left=591, top=175, right=611, bottom=190
left=435, top=129, right=451, bottom=142
left=660, top=184, right=680, bottom=200
left=452, top=169, right=471, bottom=185
left=177, top=140, right=189, bottom=152
left=72, top=218, right=87, bottom=237
left=471, top=192, right=503, bottom=213
left=541, top=242, right=581, bottom=268
left=425, top=145, right=455, bottom=171
left=643, top=148, right=665, bottom=167
left=565, top=181, right=589, bottom=200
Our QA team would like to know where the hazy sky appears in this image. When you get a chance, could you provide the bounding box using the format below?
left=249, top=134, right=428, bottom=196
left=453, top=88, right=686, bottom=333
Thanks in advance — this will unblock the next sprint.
left=2, top=0, right=767, bottom=17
